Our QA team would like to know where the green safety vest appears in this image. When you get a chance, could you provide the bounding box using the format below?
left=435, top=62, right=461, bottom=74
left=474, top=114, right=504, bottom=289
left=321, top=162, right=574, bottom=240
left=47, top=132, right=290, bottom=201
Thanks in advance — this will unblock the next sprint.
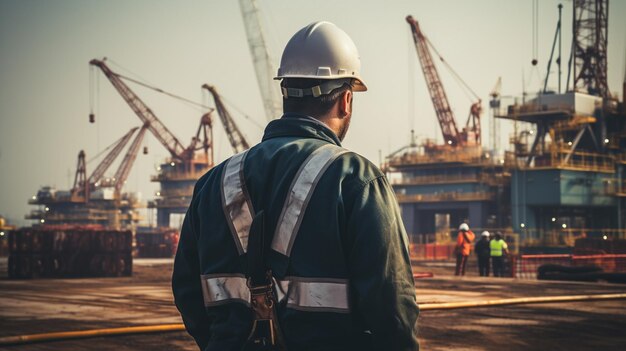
left=490, top=239, right=508, bottom=257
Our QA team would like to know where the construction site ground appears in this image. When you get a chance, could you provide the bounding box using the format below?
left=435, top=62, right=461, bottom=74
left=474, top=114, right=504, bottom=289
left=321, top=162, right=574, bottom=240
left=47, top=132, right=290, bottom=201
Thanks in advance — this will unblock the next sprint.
left=0, top=257, right=625, bottom=351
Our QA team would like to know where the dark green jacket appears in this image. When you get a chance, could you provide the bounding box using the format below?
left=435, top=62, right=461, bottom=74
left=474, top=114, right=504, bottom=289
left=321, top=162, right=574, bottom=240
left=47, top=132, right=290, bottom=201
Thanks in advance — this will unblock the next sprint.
left=172, top=114, right=419, bottom=351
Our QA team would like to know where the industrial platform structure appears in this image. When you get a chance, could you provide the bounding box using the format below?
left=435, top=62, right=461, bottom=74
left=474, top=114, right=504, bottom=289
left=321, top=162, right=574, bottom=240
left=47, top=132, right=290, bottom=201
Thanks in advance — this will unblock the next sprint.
left=388, top=0, right=625, bottom=250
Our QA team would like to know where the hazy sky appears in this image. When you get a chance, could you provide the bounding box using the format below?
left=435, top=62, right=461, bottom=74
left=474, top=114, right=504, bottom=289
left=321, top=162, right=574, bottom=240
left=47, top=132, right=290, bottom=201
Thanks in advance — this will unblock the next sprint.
left=1, top=0, right=625, bottom=226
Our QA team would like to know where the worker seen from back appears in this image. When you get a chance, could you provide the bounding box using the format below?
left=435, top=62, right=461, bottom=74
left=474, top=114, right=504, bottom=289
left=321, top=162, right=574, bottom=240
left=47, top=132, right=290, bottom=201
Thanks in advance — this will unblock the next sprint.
left=490, top=232, right=509, bottom=277
left=172, top=21, right=419, bottom=351
left=454, top=223, right=475, bottom=276
left=474, top=231, right=490, bottom=277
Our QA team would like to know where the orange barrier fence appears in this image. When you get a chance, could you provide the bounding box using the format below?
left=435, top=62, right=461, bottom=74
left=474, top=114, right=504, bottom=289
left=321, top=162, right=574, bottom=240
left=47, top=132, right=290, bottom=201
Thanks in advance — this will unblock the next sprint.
left=515, top=254, right=626, bottom=279
left=409, top=243, right=456, bottom=260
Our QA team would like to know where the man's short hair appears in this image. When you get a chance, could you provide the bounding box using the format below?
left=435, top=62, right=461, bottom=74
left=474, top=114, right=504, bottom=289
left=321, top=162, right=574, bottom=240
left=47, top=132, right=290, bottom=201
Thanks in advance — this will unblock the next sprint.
left=281, top=78, right=352, bottom=117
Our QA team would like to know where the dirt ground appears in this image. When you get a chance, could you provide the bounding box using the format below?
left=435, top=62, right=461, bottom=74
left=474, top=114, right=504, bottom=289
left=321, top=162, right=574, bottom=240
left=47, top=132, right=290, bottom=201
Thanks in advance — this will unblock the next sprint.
left=0, top=257, right=625, bottom=351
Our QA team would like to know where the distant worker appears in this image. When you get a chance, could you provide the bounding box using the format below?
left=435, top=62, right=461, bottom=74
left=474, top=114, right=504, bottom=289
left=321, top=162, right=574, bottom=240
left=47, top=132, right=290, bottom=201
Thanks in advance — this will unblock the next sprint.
left=490, top=232, right=509, bottom=277
left=454, top=223, right=475, bottom=276
left=172, top=21, right=419, bottom=351
left=474, top=231, right=491, bottom=276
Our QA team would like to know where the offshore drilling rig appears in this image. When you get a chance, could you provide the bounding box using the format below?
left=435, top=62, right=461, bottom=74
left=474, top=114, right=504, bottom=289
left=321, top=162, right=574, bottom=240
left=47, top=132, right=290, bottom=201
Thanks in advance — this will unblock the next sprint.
left=387, top=0, right=625, bottom=251
left=27, top=126, right=146, bottom=229
left=496, top=0, right=625, bottom=246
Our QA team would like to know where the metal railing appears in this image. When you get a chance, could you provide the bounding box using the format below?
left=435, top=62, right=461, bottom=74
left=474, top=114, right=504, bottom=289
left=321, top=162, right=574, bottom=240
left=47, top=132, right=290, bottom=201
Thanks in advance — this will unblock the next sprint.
left=391, top=173, right=509, bottom=186
left=150, top=170, right=207, bottom=182
left=391, top=174, right=480, bottom=185
left=396, top=191, right=495, bottom=203
left=506, top=139, right=616, bottom=172
left=517, top=228, right=626, bottom=247
left=386, top=146, right=486, bottom=167
left=548, top=147, right=615, bottom=172
left=155, top=189, right=193, bottom=198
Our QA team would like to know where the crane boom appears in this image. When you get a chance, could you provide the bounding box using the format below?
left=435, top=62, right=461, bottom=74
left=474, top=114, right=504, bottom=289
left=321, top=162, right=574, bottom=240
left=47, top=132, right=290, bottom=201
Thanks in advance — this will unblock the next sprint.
left=239, top=0, right=282, bottom=121
left=87, top=127, right=138, bottom=186
left=113, top=124, right=148, bottom=195
left=406, top=16, right=461, bottom=146
left=90, top=59, right=186, bottom=160
left=202, top=84, right=250, bottom=153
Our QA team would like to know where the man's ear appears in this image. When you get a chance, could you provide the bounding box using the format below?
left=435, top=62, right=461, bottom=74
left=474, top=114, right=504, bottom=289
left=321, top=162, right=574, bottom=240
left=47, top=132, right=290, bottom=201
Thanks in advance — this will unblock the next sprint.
left=338, top=90, right=352, bottom=118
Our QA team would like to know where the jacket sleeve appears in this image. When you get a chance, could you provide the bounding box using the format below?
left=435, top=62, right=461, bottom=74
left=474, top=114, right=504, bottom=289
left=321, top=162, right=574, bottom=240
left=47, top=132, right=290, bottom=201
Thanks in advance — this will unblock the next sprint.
left=172, top=193, right=212, bottom=349
left=346, top=175, right=419, bottom=351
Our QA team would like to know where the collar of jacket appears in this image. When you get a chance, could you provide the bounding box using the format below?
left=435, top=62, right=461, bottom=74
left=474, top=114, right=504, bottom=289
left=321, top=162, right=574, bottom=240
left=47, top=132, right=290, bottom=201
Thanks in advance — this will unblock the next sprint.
left=261, top=113, right=342, bottom=147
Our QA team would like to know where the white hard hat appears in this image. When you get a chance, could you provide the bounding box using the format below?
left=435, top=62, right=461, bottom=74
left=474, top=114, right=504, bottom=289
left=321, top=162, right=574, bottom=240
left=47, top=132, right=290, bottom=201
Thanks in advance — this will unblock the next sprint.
left=481, top=231, right=490, bottom=237
left=275, top=21, right=367, bottom=97
left=459, top=223, right=469, bottom=231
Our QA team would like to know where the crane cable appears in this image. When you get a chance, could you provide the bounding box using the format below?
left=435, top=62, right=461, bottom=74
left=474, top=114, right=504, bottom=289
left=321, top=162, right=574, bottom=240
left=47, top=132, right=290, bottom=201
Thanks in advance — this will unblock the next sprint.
left=424, top=37, right=481, bottom=103
left=105, top=59, right=264, bottom=132
left=116, top=73, right=213, bottom=112
left=532, top=0, right=539, bottom=63
left=105, top=59, right=214, bottom=112
left=85, top=136, right=123, bottom=165
left=219, top=94, right=265, bottom=131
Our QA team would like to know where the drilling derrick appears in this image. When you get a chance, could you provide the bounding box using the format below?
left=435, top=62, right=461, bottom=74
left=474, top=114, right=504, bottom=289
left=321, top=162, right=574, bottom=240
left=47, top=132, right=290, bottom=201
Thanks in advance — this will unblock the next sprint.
left=495, top=0, right=626, bottom=245
left=572, top=0, right=609, bottom=97
left=71, top=150, right=88, bottom=202
left=239, top=0, right=282, bottom=121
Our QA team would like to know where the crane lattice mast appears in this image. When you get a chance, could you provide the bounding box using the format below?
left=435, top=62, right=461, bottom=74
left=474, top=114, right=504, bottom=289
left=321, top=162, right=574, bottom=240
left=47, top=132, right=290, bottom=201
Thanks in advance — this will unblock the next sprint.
left=572, top=0, right=609, bottom=97
left=406, top=16, right=461, bottom=147
left=203, top=84, right=250, bottom=153
left=113, top=125, right=148, bottom=196
left=87, top=127, right=138, bottom=186
left=239, top=0, right=282, bottom=121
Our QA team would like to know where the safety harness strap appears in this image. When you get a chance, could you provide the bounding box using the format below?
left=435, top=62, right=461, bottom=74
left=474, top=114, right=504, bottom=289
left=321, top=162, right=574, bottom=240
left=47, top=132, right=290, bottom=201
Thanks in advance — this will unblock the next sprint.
left=272, top=144, right=349, bottom=257
left=201, top=275, right=350, bottom=313
left=221, top=150, right=253, bottom=255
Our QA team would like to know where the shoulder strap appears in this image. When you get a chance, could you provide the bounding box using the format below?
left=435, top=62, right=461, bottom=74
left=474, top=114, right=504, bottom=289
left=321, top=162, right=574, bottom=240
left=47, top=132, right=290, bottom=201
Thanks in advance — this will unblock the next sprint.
left=271, top=144, right=349, bottom=257
left=221, top=144, right=348, bottom=266
left=221, top=149, right=253, bottom=255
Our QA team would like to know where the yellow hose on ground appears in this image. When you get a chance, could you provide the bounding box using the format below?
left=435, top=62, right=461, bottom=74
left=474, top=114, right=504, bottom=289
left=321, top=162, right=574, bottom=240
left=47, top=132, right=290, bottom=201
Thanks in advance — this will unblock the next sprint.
left=0, top=324, right=185, bottom=346
left=1, top=293, right=626, bottom=346
left=418, top=292, right=626, bottom=311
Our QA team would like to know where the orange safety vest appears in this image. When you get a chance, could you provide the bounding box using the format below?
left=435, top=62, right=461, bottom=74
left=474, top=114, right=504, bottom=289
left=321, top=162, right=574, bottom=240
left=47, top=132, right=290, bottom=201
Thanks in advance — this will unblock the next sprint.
left=456, top=230, right=475, bottom=256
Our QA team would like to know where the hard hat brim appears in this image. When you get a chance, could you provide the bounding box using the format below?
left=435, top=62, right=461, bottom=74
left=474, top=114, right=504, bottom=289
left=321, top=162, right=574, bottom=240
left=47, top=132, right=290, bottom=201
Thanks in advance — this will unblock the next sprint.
left=274, top=75, right=367, bottom=92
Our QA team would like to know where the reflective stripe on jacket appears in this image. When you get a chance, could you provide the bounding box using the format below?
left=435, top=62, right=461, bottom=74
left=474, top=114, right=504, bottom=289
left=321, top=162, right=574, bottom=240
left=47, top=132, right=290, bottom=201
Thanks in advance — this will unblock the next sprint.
left=490, top=239, right=508, bottom=257
left=172, top=114, right=419, bottom=351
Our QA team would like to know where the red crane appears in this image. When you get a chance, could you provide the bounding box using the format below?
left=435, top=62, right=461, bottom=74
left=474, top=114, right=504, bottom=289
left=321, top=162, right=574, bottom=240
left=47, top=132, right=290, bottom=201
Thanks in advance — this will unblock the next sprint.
left=91, top=59, right=216, bottom=171
left=90, top=59, right=188, bottom=162
left=202, top=84, right=250, bottom=153
left=70, top=127, right=138, bottom=201
left=87, top=127, right=138, bottom=186
left=113, top=124, right=149, bottom=197
left=406, top=15, right=481, bottom=147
